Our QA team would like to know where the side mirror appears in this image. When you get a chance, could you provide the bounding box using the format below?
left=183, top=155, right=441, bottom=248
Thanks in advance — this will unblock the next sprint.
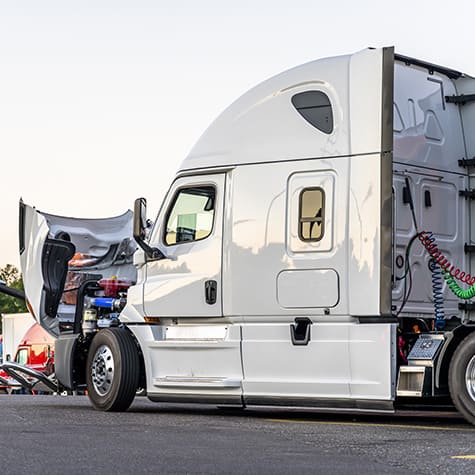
left=133, top=197, right=147, bottom=242
left=133, top=197, right=165, bottom=261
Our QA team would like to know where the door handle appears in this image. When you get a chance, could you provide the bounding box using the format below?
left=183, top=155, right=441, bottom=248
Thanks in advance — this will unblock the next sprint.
left=205, top=280, right=217, bottom=305
left=290, top=317, right=312, bottom=346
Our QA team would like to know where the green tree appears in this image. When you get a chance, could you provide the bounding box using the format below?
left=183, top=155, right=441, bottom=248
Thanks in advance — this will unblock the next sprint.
left=0, top=264, right=28, bottom=332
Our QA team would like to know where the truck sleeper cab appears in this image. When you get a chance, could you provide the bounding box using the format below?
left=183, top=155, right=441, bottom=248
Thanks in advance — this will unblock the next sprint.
left=20, top=47, right=475, bottom=424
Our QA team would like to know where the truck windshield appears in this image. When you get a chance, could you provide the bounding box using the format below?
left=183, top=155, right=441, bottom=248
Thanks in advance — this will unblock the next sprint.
left=15, top=349, right=28, bottom=365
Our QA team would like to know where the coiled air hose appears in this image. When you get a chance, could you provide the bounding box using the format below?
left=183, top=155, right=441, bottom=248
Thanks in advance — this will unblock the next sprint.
left=419, top=230, right=475, bottom=300
left=428, top=258, right=446, bottom=330
left=441, top=271, right=475, bottom=300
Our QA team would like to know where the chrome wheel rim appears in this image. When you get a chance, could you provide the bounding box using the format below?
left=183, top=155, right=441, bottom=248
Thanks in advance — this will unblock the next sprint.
left=466, top=355, right=475, bottom=402
left=91, top=345, right=115, bottom=396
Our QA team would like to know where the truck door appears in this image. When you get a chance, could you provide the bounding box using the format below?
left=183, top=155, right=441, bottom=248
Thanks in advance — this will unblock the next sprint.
left=143, top=173, right=225, bottom=317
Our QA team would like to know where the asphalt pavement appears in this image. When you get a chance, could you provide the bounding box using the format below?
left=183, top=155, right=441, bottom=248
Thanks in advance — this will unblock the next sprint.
left=0, top=395, right=473, bottom=474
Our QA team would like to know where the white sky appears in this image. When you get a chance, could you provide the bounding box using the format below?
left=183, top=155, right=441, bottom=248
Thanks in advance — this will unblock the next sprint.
left=1, top=0, right=474, bottom=268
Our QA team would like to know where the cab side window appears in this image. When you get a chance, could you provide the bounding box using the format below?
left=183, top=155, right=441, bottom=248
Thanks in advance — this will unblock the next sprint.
left=164, top=186, right=216, bottom=245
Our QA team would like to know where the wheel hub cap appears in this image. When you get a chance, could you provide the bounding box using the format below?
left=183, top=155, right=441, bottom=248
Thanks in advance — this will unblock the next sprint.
left=91, top=345, right=115, bottom=396
left=466, top=355, right=475, bottom=402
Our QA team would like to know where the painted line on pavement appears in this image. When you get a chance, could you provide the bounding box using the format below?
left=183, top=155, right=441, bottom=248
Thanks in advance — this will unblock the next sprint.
left=267, top=418, right=475, bottom=432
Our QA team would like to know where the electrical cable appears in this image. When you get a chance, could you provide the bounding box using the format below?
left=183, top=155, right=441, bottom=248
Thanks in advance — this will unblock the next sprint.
left=396, top=234, right=419, bottom=281
left=395, top=233, right=419, bottom=316
left=399, top=258, right=413, bottom=317
left=415, top=318, right=431, bottom=332
left=404, top=177, right=419, bottom=234
left=63, top=286, right=81, bottom=293
left=396, top=237, right=415, bottom=317
left=395, top=178, right=419, bottom=317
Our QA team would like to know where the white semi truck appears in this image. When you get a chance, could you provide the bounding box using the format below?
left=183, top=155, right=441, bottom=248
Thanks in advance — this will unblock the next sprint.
left=19, top=47, right=475, bottom=424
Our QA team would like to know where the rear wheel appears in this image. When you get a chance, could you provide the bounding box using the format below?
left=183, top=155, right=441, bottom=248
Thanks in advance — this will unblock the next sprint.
left=449, top=332, right=475, bottom=425
left=86, top=328, right=140, bottom=412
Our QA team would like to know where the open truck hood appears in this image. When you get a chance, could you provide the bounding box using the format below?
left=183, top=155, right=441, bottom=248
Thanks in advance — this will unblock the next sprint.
left=19, top=201, right=137, bottom=337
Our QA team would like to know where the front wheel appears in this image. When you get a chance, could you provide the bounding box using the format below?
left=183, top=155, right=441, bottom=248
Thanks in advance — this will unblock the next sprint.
left=449, top=332, right=475, bottom=425
left=86, top=328, right=140, bottom=412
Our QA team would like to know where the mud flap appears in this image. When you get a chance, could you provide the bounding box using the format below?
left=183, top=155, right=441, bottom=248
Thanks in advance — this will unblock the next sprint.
left=54, top=333, right=81, bottom=389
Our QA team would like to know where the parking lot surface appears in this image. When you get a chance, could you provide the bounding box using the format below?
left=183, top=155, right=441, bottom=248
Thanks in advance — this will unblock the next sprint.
left=0, top=395, right=473, bottom=474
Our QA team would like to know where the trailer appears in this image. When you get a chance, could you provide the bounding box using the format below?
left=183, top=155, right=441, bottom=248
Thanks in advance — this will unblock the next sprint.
left=18, top=47, right=475, bottom=424
left=1, top=313, right=35, bottom=364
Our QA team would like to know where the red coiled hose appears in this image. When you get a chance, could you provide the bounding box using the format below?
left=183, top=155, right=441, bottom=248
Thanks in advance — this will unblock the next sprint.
left=418, top=231, right=475, bottom=286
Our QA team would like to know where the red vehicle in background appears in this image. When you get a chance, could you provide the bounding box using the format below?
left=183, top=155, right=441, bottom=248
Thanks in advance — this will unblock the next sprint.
left=0, top=323, right=55, bottom=393
left=0, top=282, right=56, bottom=393
left=14, top=323, right=55, bottom=374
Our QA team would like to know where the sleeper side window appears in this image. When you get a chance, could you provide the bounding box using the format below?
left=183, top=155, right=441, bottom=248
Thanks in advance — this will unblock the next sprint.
left=299, top=187, right=325, bottom=242
left=291, top=91, right=333, bottom=134
left=164, top=186, right=216, bottom=246
left=287, top=172, right=333, bottom=254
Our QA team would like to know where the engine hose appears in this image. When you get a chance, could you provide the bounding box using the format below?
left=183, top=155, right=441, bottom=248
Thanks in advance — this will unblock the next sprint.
left=419, top=230, right=475, bottom=300
left=428, top=259, right=445, bottom=330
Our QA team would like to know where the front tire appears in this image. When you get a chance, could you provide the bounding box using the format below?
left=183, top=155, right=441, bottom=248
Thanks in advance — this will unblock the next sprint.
left=86, top=328, right=140, bottom=412
left=449, top=332, right=475, bottom=425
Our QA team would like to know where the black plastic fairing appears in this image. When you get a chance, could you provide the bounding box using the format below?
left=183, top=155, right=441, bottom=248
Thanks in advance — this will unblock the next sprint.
left=41, top=238, right=75, bottom=318
left=19, top=200, right=26, bottom=254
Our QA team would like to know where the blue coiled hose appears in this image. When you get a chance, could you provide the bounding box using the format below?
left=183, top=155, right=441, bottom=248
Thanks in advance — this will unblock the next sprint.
left=428, top=255, right=446, bottom=330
